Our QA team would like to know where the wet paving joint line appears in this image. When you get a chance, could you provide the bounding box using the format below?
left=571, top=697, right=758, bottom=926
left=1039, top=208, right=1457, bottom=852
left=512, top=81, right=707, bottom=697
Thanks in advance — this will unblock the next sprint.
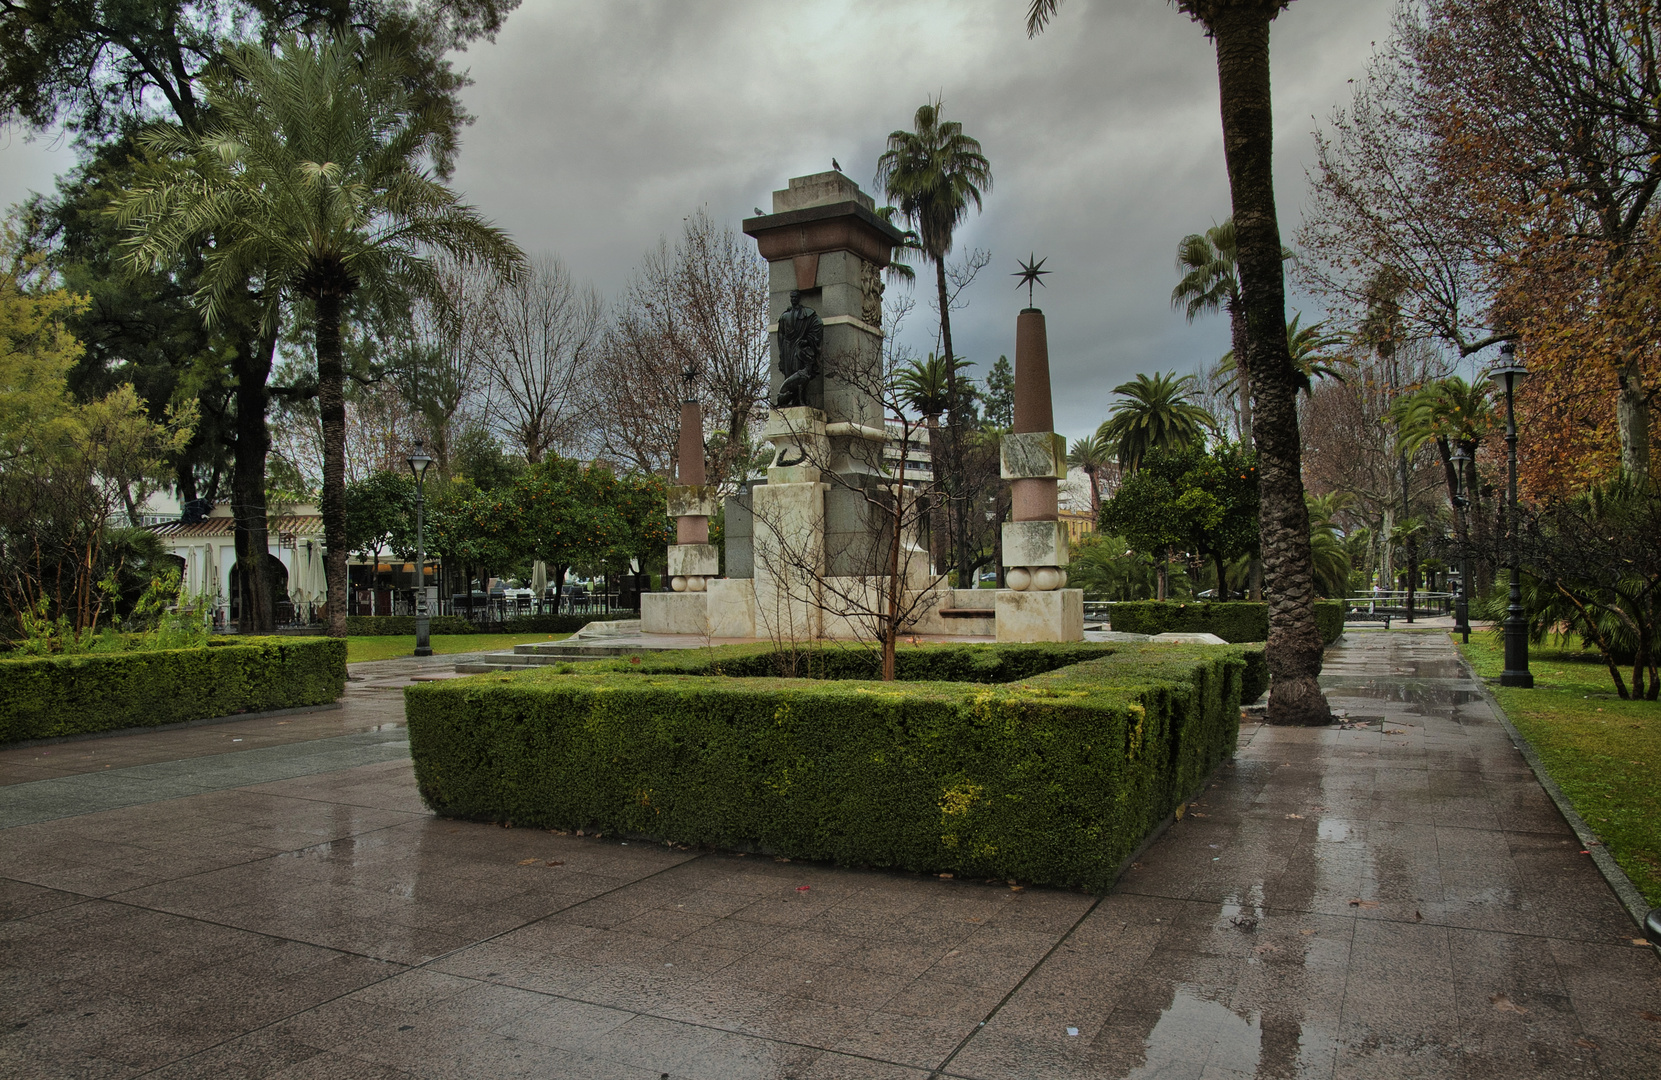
left=928, top=892, right=1108, bottom=1080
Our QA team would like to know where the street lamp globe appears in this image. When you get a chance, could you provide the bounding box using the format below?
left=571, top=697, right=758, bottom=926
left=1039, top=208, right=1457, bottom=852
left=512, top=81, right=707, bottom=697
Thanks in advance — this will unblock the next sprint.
left=406, top=439, right=434, bottom=485
left=1485, top=342, right=1527, bottom=394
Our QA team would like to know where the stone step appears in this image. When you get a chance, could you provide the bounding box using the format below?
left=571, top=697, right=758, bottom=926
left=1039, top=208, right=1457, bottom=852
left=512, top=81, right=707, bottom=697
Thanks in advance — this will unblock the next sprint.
left=512, top=642, right=677, bottom=658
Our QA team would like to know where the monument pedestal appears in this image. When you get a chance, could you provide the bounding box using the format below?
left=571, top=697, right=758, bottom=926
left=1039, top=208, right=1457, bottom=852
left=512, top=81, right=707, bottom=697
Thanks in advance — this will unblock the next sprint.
left=995, top=589, right=1084, bottom=643
left=641, top=592, right=709, bottom=635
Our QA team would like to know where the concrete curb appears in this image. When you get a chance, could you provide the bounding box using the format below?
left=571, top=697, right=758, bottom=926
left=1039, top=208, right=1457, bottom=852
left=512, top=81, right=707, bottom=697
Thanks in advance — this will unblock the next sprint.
left=3, top=701, right=345, bottom=751
left=1449, top=633, right=1656, bottom=937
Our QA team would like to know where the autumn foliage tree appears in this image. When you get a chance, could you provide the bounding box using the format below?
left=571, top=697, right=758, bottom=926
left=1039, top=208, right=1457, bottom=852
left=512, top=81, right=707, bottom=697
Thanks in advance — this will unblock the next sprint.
left=1301, top=0, right=1661, bottom=494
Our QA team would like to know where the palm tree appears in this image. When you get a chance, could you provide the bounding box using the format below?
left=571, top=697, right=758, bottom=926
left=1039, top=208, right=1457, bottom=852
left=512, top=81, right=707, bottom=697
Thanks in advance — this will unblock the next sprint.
left=1218, top=313, right=1350, bottom=396
left=1095, top=372, right=1215, bottom=474
left=1172, top=218, right=1253, bottom=443
left=1067, top=432, right=1115, bottom=519
left=893, top=353, right=972, bottom=425
left=1389, top=375, right=1496, bottom=582
left=1171, top=217, right=1293, bottom=445
left=1306, top=494, right=1354, bottom=599
left=1032, top=0, right=1327, bottom=725
left=117, top=34, right=523, bottom=637
left=875, top=206, right=923, bottom=286
left=875, top=99, right=992, bottom=578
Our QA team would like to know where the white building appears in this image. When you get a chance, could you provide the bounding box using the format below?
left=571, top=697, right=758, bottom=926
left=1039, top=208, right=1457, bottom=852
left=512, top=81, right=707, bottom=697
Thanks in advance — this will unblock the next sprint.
left=147, top=503, right=329, bottom=624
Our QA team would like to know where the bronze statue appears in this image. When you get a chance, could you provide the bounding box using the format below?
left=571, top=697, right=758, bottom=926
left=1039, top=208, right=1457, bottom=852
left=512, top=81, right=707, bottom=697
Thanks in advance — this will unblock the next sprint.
left=775, top=290, right=823, bottom=408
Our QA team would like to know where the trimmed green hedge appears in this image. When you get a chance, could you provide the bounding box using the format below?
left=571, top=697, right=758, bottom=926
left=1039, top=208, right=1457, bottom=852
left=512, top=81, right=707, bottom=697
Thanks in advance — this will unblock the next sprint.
left=1110, top=600, right=1344, bottom=646
left=581, top=640, right=1119, bottom=682
left=0, top=636, right=346, bottom=744
left=405, top=640, right=1261, bottom=890
left=345, top=615, right=478, bottom=636
left=498, top=614, right=593, bottom=635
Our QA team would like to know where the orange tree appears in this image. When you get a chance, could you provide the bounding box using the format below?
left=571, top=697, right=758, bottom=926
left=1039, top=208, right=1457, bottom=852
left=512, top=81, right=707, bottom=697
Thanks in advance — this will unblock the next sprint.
left=429, top=459, right=670, bottom=598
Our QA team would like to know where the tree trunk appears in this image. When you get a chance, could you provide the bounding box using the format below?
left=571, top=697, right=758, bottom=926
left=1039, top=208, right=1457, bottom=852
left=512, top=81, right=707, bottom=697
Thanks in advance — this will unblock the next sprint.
left=1210, top=5, right=1330, bottom=724
left=883, top=489, right=904, bottom=681
left=317, top=292, right=350, bottom=638
left=1617, top=361, right=1651, bottom=485
left=1228, top=302, right=1253, bottom=446
left=1405, top=539, right=1417, bottom=623
left=934, top=258, right=968, bottom=583
left=232, top=331, right=277, bottom=634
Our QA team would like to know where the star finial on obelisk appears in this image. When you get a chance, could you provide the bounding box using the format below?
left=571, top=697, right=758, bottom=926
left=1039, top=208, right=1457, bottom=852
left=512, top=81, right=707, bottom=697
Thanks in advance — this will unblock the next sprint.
left=1013, top=253, right=1052, bottom=308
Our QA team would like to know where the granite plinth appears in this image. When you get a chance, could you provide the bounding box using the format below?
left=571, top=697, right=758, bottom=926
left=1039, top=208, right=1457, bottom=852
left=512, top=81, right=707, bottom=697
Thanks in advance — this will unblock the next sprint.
left=1002, top=519, right=1071, bottom=569
left=640, top=591, right=708, bottom=635
left=995, top=588, right=1085, bottom=643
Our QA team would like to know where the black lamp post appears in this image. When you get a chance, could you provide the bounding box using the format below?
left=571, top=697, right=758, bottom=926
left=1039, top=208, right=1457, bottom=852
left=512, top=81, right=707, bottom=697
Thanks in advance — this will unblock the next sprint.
left=407, top=439, right=434, bottom=657
left=1450, top=443, right=1473, bottom=643
left=1486, top=344, right=1532, bottom=688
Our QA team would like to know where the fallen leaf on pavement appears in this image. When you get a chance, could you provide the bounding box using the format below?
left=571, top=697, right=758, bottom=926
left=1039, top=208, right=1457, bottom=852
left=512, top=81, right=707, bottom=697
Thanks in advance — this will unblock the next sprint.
left=517, top=858, right=538, bottom=866
left=1640, top=1011, right=1661, bottom=1022
left=545, top=861, right=563, bottom=867
left=1490, top=994, right=1528, bottom=1014
left=1575, top=1037, right=1598, bottom=1049
left=1286, top=813, right=1303, bottom=819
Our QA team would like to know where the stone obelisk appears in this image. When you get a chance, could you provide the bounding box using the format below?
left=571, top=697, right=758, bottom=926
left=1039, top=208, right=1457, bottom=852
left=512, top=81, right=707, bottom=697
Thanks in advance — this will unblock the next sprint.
left=995, top=307, right=1084, bottom=642
left=640, top=384, right=720, bottom=633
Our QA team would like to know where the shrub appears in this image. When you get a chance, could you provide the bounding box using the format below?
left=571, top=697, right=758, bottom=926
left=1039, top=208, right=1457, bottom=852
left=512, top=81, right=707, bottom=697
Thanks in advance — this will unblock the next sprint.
left=345, top=615, right=478, bottom=636
left=498, top=614, right=593, bottom=635
left=583, top=640, right=1117, bottom=681
left=0, top=636, right=346, bottom=744
left=1111, top=600, right=1343, bottom=646
left=404, top=640, right=1261, bottom=891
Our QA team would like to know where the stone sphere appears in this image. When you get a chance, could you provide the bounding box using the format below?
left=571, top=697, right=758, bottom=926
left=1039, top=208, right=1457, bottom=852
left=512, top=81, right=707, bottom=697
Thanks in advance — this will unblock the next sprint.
left=1031, top=566, right=1063, bottom=591
left=671, top=576, right=688, bottom=592
left=1005, top=567, right=1032, bottom=592
left=1058, top=569, right=1068, bottom=588
left=687, top=575, right=707, bottom=592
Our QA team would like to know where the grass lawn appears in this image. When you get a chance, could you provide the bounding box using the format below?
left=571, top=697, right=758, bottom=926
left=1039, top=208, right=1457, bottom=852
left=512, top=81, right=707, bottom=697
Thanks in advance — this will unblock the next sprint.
left=346, top=633, right=570, bottom=665
left=1457, top=631, right=1661, bottom=905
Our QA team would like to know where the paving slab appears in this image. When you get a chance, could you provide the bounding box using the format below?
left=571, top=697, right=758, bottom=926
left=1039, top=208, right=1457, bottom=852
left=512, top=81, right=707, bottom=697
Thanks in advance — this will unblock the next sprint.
left=2, top=631, right=1657, bottom=1078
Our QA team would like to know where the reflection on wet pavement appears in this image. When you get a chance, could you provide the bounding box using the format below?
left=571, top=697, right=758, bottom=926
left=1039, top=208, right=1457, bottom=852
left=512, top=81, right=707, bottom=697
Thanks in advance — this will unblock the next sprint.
left=1, top=631, right=1656, bottom=1078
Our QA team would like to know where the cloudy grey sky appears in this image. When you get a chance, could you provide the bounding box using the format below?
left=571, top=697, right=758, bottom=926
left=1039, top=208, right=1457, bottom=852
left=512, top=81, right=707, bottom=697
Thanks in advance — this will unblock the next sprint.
left=0, top=0, right=1399, bottom=443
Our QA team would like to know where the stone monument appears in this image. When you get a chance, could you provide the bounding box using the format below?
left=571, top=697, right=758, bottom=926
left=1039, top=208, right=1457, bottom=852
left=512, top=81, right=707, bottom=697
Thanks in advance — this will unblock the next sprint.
left=643, top=171, right=1009, bottom=641
left=995, top=306, right=1084, bottom=641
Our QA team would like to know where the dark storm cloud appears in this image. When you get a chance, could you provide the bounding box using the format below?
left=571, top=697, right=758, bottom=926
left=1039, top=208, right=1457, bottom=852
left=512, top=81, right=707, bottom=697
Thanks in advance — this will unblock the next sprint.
left=450, top=0, right=1397, bottom=440
left=0, top=0, right=1398, bottom=440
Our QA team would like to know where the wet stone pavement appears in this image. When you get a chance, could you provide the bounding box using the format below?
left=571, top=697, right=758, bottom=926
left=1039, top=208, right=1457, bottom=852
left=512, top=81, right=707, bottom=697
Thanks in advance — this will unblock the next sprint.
left=3, top=634, right=1659, bottom=1078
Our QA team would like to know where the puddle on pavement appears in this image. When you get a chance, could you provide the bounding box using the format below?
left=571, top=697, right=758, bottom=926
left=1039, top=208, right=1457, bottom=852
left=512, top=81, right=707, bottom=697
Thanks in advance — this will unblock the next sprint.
left=1119, top=981, right=1337, bottom=1079
left=1318, top=678, right=1481, bottom=706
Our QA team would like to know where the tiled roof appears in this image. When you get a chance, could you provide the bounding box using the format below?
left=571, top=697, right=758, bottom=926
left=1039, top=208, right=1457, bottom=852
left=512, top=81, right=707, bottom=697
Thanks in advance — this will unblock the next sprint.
left=147, top=515, right=325, bottom=539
